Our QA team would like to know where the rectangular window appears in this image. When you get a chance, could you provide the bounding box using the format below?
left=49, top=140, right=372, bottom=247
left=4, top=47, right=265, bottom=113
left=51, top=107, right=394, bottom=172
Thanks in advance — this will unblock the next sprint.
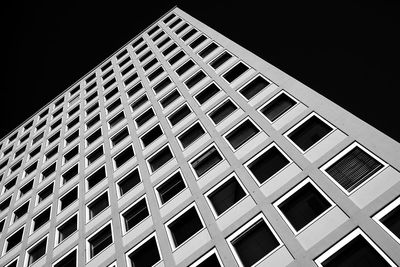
left=189, top=248, right=223, bottom=267
left=127, top=82, right=143, bottom=98
left=65, top=130, right=79, bottom=145
left=182, top=28, right=198, bottom=41
left=199, top=42, right=218, bottom=58
left=189, top=35, right=207, bottom=49
left=14, top=146, right=26, bottom=158
left=286, top=113, right=334, bottom=152
left=113, top=146, right=135, bottom=168
left=227, top=214, right=282, bottom=267
left=62, top=164, right=79, bottom=185
left=239, top=75, right=270, bottom=100
left=86, top=128, right=102, bottom=146
left=86, top=114, right=100, bottom=129
left=147, top=145, right=173, bottom=173
left=19, top=133, right=29, bottom=144
left=205, top=174, right=247, bottom=217
left=135, top=44, right=147, bottom=55
left=131, top=37, right=143, bottom=48
left=87, top=223, right=113, bottom=259
left=190, top=145, right=223, bottom=178
left=64, top=145, right=79, bottom=163
left=4, top=177, right=17, bottom=192
left=19, top=179, right=34, bottom=197
left=259, top=91, right=297, bottom=122
left=0, top=197, right=12, bottom=212
left=48, top=131, right=60, bottom=144
left=321, top=143, right=387, bottom=194
left=169, top=49, right=186, bottom=64
left=131, top=94, right=148, bottom=112
left=121, top=64, right=134, bottom=76
left=85, top=73, right=96, bottom=84
left=37, top=183, right=54, bottom=203
left=141, top=124, right=163, bottom=148
left=176, top=59, right=195, bottom=76
left=210, top=51, right=232, bottom=69
left=86, top=91, right=98, bottom=104
left=185, top=70, right=206, bottom=89
left=104, top=87, right=119, bottom=101
left=13, top=201, right=29, bottom=222
left=245, top=143, right=291, bottom=185
left=157, top=37, right=170, bottom=49
left=29, top=146, right=41, bottom=159
left=175, top=22, right=189, bottom=34
left=156, top=170, right=186, bottom=205
left=135, top=108, right=155, bottom=128
left=110, top=127, right=129, bottom=147
left=223, top=62, right=249, bottom=83
left=87, top=191, right=109, bottom=220
left=152, top=31, right=165, bottom=42
left=87, top=166, right=106, bottom=190
left=52, top=108, right=63, bottom=119
left=139, top=51, right=152, bottom=63
left=86, top=145, right=104, bottom=165
left=163, top=43, right=178, bottom=57
left=117, top=168, right=141, bottom=196
left=274, top=178, right=334, bottom=234
left=147, top=66, right=164, bottom=81
left=208, top=98, right=238, bottom=124
left=59, top=186, right=78, bottom=211
left=166, top=204, right=204, bottom=249
left=66, top=117, right=79, bottom=131
left=168, top=18, right=182, bottom=29
left=143, top=58, right=158, bottom=71
left=32, top=132, right=44, bottom=144
left=32, top=206, right=51, bottom=232
left=108, top=112, right=125, bottom=129
left=10, top=160, right=22, bottom=173
left=160, top=89, right=180, bottom=108
left=116, top=49, right=128, bottom=60
left=106, top=98, right=121, bottom=114
left=224, top=118, right=260, bottom=150
left=5, top=227, right=24, bottom=252
left=373, top=196, right=400, bottom=244
left=177, top=122, right=205, bottom=149
left=56, top=214, right=78, bottom=244
left=41, top=162, right=56, bottom=180
left=126, top=234, right=161, bottom=267
left=163, top=13, right=175, bottom=23
left=168, top=104, right=191, bottom=126
left=314, top=228, right=395, bottom=266
left=153, top=77, right=172, bottom=94
left=36, top=121, right=46, bottom=132
left=147, top=25, right=160, bottom=35
left=195, top=82, right=220, bottom=105
left=102, top=69, right=113, bottom=80
left=45, top=146, right=58, bottom=161
left=121, top=196, right=149, bottom=233
left=118, top=57, right=131, bottom=69
left=70, top=85, right=80, bottom=96
left=86, top=102, right=99, bottom=116
left=53, top=249, right=77, bottom=267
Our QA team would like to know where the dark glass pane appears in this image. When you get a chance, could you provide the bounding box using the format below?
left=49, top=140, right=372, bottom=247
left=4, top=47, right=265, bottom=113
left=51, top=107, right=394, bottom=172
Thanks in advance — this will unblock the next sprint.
left=169, top=105, right=191, bottom=126
left=381, top=205, right=400, bottom=240
left=195, top=83, right=220, bottom=104
left=192, top=147, right=222, bottom=177
left=209, top=100, right=237, bottom=124
left=118, top=169, right=141, bottom=195
left=179, top=123, right=205, bottom=148
left=128, top=236, right=160, bottom=267
left=185, top=71, right=206, bottom=89
left=239, top=76, right=270, bottom=100
left=169, top=207, right=203, bottom=247
left=261, top=93, right=296, bottom=122
left=123, top=198, right=149, bottom=231
left=149, top=147, right=173, bottom=172
left=210, top=51, right=232, bottom=69
left=226, top=120, right=259, bottom=149
left=158, top=172, right=186, bottom=204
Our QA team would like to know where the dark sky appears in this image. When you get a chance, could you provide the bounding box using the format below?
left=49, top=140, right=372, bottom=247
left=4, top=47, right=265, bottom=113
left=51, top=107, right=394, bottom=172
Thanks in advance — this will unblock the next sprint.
left=1, top=1, right=399, bottom=143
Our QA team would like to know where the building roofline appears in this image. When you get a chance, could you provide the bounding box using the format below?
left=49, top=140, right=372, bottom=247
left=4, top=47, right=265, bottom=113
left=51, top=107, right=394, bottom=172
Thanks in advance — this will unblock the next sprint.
left=0, top=5, right=179, bottom=143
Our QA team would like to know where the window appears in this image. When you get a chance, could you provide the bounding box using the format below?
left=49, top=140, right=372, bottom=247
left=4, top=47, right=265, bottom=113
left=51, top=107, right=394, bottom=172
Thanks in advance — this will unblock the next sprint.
left=62, top=164, right=78, bottom=185
left=157, top=37, right=170, bottom=48
left=141, top=124, right=163, bottom=148
left=127, top=82, right=143, bottom=98
left=155, top=170, right=186, bottom=205
left=24, top=120, right=34, bottom=131
left=163, top=43, right=178, bottom=57
left=195, top=83, right=221, bottom=105
left=274, top=178, right=334, bottom=234
left=152, top=31, right=164, bottom=42
left=182, top=28, right=198, bottom=41
left=102, top=69, right=114, bottom=80
left=108, top=112, right=125, bottom=129
left=227, top=214, right=282, bottom=267
left=36, top=121, right=46, bottom=132
left=126, top=234, right=161, bottom=267
left=143, top=58, right=158, bottom=71
left=87, top=166, right=106, bottom=190
left=85, top=73, right=96, bottom=84
left=13, top=201, right=29, bottom=222
left=85, top=82, right=97, bottom=94
left=177, top=122, right=205, bottom=149
left=48, top=131, right=60, bottom=144
left=53, top=249, right=77, bottom=267
left=121, top=64, right=134, bottom=76
left=87, top=223, right=113, bottom=259
left=86, top=145, right=104, bottom=165
left=189, top=34, right=207, bottom=49
left=239, top=75, right=270, bottom=100
left=37, top=183, right=54, bottom=203
left=223, top=62, right=249, bottom=83
left=160, top=89, right=180, bottom=108
left=106, top=98, right=121, bottom=114
left=259, top=91, right=297, bottom=122
left=190, top=145, right=223, bottom=178
left=39, top=109, right=49, bottom=119
left=86, top=91, right=98, bottom=104
left=185, top=70, right=206, bottom=89
left=70, top=85, right=80, bottom=96
left=147, top=66, right=164, bottom=81
left=168, top=104, right=191, bottom=126
left=65, top=130, right=79, bottom=145
left=286, top=113, right=334, bottom=152
left=32, top=206, right=51, bottom=232
left=116, top=49, right=128, bottom=60
left=0, top=219, right=5, bottom=232
left=190, top=248, right=223, bottom=267
left=0, top=159, right=8, bottom=170
left=210, top=51, right=232, bottom=69
left=147, top=145, right=173, bottom=173
left=87, top=191, right=109, bottom=220
left=314, top=228, right=395, bottom=266
left=175, top=22, right=189, bottom=34
left=19, top=134, right=29, bottom=144
left=14, top=146, right=26, bottom=158
left=148, top=25, right=160, bottom=35
left=3, top=177, right=17, bottom=192
left=321, top=143, right=387, bottom=194
left=113, top=145, right=135, bottom=168
left=10, top=160, right=22, bottom=173
left=86, top=128, right=102, bottom=146
left=121, top=196, right=149, bottom=233
left=373, top=196, right=400, bottom=244
left=208, top=98, right=238, bottom=124
left=199, top=42, right=218, bottom=58
left=245, top=143, right=291, bottom=185
left=168, top=50, right=185, bottom=65
left=0, top=197, right=12, bottom=212
left=64, top=145, right=79, bottom=163
left=5, top=227, right=24, bottom=252
left=166, top=204, right=204, bottom=249
left=117, top=168, right=141, bottom=196
left=86, top=102, right=99, bottom=116
left=205, top=174, right=247, bottom=217
left=29, top=146, right=41, bottom=159
left=104, top=87, right=119, bottom=101
left=153, top=77, right=172, bottom=94
left=32, top=132, right=44, bottom=144
left=176, top=59, right=195, bottom=76
left=45, top=146, right=58, bottom=161
left=86, top=114, right=100, bottom=129
left=110, top=127, right=129, bottom=147
left=135, top=108, right=155, bottom=128
left=52, top=108, right=63, bottom=118
left=19, top=179, right=34, bottom=197
left=168, top=18, right=182, bottom=29
left=224, top=118, right=260, bottom=150
left=136, top=44, right=148, bottom=55
left=131, top=94, right=148, bottom=112
left=163, top=13, right=175, bottom=23
left=59, top=186, right=78, bottom=211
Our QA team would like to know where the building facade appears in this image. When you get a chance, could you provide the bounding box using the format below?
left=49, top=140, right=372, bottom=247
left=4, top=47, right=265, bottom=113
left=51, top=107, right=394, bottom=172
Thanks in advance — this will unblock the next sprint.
left=0, top=6, right=400, bottom=267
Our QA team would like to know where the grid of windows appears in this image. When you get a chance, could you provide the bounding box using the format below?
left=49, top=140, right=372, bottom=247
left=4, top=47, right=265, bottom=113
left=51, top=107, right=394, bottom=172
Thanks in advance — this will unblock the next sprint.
left=0, top=8, right=398, bottom=267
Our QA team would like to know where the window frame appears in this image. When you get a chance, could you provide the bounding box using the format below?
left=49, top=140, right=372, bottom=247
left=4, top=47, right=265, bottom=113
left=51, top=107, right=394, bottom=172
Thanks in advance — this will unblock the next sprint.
left=244, top=143, right=293, bottom=187
left=36, top=182, right=54, bottom=205
left=159, top=88, right=181, bottom=109
left=373, top=196, right=400, bottom=245
left=226, top=213, right=283, bottom=267
left=139, top=123, right=164, bottom=149
left=85, top=144, right=104, bottom=167
left=284, top=112, right=336, bottom=153
left=154, top=169, right=187, bottom=207
left=86, top=165, right=107, bottom=191
left=110, top=126, right=130, bottom=148
left=189, top=248, right=223, bottom=267
left=237, top=74, right=272, bottom=101
left=146, top=144, right=175, bottom=174
left=208, top=50, right=233, bottom=70
left=51, top=247, right=77, bottom=267
left=134, top=107, right=156, bottom=129
left=86, top=189, right=110, bottom=222
left=314, top=228, right=395, bottom=267
left=86, top=221, right=114, bottom=262
left=125, top=232, right=162, bottom=267
left=176, top=121, right=206, bottom=150
left=189, top=143, right=224, bottom=179
left=193, top=82, right=222, bottom=106
left=222, top=117, right=261, bottom=151
left=206, top=97, right=239, bottom=126
left=167, top=102, right=193, bottom=128
left=112, top=144, right=135, bottom=170
left=273, top=177, right=335, bottom=235
left=120, top=194, right=150, bottom=234
left=204, top=173, right=249, bottom=219
left=58, top=184, right=79, bottom=213
left=257, top=91, right=299, bottom=123
left=30, top=205, right=52, bottom=234
left=3, top=225, right=25, bottom=255
left=55, top=212, right=79, bottom=246
left=116, top=167, right=142, bottom=198
left=85, top=127, right=103, bottom=148
left=320, top=142, right=388, bottom=196
left=23, top=234, right=48, bottom=267
left=61, top=163, right=79, bottom=187
left=12, top=200, right=30, bottom=223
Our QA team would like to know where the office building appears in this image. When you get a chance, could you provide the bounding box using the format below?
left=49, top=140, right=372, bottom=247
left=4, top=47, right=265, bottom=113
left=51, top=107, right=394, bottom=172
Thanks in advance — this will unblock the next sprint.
left=0, top=6, right=399, bottom=267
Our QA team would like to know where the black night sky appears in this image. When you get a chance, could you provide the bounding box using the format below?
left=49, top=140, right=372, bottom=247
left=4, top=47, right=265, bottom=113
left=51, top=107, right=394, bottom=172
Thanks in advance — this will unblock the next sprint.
left=1, top=1, right=399, bottom=143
